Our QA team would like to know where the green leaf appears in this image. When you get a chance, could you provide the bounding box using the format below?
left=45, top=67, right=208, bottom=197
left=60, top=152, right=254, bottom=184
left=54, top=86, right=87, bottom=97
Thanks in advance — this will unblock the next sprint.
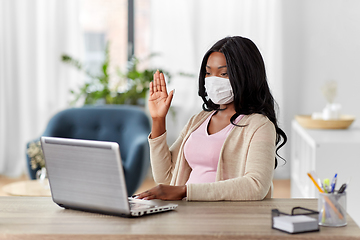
left=62, top=41, right=185, bottom=107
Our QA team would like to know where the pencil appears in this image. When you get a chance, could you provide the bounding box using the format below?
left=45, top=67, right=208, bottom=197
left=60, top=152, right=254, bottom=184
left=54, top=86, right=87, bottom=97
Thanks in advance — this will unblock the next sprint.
left=307, top=172, right=344, bottom=220
left=307, top=173, right=324, bottom=193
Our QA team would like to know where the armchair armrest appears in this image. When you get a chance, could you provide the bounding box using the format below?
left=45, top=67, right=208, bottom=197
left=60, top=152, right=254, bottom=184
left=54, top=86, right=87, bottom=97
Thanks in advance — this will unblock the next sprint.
left=123, top=134, right=150, bottom=195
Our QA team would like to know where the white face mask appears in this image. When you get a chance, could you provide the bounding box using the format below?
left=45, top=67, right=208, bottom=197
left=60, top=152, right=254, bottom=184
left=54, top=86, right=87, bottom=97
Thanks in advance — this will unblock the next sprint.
left=204, top=76, right=234, bottom=105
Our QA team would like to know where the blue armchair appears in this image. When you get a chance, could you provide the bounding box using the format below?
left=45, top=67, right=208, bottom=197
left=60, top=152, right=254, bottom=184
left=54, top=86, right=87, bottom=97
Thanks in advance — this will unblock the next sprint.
left=26, top=105, right=151, bottom=196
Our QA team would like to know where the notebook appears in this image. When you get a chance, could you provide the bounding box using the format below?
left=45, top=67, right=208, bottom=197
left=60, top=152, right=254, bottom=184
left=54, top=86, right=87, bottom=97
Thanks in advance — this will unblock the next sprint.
left=273, top=215, right=318, bottom=233
left=40, top=136, right=177, bottom=217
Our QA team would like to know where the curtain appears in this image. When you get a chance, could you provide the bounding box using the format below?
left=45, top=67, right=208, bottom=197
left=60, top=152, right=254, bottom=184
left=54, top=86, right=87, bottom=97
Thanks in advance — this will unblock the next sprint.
left=149, top=0, right=287, bottom=178
left=0, top=0, right=81, bottom=177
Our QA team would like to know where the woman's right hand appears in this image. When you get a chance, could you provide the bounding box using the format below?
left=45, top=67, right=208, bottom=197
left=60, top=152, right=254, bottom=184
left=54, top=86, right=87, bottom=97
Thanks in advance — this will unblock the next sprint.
left=148, top=70, right=174, bottom=120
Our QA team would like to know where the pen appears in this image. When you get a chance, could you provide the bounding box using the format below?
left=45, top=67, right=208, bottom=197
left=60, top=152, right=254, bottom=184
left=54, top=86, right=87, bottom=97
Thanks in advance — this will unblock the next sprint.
left=307, top=172, right=344, bottom=220
left=323, top=179, right=330, bottom=193
left=338, top=177, right=352, bottom=193
left=330, top=173, right=337, bottom=193
left=338, top=183, right=347, bottom=194
left=321, top=206, right=326, bottom=223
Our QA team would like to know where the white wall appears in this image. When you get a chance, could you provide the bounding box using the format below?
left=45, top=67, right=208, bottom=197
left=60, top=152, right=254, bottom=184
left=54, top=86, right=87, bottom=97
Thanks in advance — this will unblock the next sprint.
left=282, top=0, right=360, bottom=178
left=283, top=0, right=360, bottom=123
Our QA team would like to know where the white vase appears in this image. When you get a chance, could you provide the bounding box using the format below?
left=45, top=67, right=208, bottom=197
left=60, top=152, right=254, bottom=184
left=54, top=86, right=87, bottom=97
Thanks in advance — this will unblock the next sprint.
left=36, top=167, right=47, bottom=181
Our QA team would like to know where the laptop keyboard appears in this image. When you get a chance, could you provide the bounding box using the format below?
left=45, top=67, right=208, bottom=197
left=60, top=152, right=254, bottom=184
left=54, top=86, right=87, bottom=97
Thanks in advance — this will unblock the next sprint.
left=129, top=202, right=152, bottom=210
left=127, top=198, right=178, bottom=216
left=128, top=198, right=156, bottom=210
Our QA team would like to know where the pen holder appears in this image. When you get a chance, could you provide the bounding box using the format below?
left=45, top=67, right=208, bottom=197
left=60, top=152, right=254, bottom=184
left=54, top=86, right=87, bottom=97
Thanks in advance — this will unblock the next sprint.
left=318, top=192, right=347, bottom=227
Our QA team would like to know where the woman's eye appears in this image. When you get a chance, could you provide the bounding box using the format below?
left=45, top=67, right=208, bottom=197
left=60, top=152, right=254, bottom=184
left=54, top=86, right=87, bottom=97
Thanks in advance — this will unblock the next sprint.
left=221, top=73, right=228, bottom=77
left=205, top=72, right=210, bottom=76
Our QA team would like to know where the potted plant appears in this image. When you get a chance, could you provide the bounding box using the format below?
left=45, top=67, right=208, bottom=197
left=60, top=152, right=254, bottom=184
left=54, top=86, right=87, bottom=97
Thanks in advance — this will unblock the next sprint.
left=26, top=140, right=47, bottom=180
left=61, top=43, right=171, bottom=106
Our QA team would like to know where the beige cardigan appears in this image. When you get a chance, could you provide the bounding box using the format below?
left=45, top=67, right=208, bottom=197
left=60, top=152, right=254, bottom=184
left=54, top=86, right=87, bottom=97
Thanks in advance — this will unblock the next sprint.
left=148, top=111, right=276, bottom=201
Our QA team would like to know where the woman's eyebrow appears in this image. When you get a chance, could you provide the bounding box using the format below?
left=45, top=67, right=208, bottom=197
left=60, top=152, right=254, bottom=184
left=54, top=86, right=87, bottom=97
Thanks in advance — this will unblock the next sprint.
left=206, top=65, right=227, bottom=69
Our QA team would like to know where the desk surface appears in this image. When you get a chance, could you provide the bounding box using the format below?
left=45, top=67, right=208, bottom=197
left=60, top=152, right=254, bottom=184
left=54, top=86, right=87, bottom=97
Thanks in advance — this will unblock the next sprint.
left=2, top=180, right=51, bottom=197
left=0, top=197, right=359, bottom=240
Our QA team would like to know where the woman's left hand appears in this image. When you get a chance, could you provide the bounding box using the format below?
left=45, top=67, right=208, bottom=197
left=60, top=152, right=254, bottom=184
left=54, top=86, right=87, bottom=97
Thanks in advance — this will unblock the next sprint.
left=135, top=184, right=187, bottom=200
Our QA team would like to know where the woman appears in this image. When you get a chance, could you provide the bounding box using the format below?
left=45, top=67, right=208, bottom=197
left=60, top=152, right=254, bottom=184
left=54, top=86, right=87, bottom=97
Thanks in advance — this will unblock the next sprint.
left=136, top=36, right=287, bottom=201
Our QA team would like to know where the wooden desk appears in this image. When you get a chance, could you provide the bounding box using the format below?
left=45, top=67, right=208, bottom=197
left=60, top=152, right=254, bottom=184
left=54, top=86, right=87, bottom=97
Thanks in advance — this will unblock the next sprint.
left=2, top=180, right=51, bottom=196
left=0, top=197, right=359, bottom=239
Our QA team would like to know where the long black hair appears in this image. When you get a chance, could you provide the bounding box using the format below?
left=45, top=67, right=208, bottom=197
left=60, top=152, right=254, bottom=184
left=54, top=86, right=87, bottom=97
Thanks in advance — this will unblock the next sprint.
left=198, top=36, right=287, bottom=168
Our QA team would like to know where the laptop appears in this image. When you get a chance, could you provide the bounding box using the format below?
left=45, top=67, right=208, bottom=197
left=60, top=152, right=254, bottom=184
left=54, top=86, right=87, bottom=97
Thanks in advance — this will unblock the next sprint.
left=40, top=136, right=178, bottom=217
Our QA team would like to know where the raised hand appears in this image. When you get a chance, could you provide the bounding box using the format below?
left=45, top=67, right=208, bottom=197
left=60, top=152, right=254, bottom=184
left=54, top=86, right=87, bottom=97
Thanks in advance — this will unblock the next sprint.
left=148, top=70, right=174, bottom=120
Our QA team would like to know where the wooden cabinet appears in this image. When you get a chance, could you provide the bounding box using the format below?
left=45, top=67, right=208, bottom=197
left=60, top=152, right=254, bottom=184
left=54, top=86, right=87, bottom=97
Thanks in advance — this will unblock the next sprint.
left=291, top=120, right=360, bottom=226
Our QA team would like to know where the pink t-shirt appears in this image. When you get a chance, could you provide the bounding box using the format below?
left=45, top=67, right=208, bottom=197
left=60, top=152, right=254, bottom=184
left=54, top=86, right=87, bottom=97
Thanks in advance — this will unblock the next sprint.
left=184, top=112, right=244, bottom=185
